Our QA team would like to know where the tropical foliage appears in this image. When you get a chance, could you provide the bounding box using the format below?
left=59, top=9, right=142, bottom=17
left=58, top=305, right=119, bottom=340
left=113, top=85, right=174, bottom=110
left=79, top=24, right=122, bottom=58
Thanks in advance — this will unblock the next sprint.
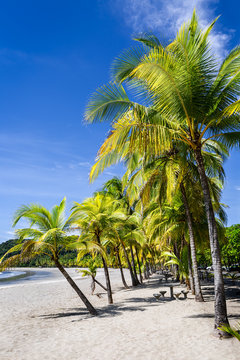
left=1, top=10, right=240, bottom=336
left=0, top=198, right=97, bottom=315
left=84, top=10, right=240, bottom=332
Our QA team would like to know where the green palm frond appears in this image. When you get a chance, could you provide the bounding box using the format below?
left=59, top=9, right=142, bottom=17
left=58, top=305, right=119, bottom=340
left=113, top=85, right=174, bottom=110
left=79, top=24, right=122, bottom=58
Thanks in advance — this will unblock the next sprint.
left=0, top=254, right=22, bottom=270
left=219, top=323, right=240, bottom=341
left=85, top=82, right=135, bottom=123
left=1, top=198, right=79, bottom=269
left=111, top=45, right=149, bottom=83
left=0, top=243, right=23, bottom=265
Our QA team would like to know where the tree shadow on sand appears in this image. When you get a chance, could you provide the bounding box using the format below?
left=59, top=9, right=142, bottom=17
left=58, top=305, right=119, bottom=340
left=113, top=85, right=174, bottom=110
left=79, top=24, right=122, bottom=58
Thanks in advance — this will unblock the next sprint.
left=201, top=284, right=240, bottom=303
left=36, top=276, right=240, bottom=322
left=36, top=295, right=162, bottom=322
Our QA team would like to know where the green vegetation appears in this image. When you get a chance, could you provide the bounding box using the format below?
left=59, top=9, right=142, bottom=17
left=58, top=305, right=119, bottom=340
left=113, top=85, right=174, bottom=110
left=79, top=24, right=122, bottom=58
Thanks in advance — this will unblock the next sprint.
left=0, top=239, right=78, bottom=267
left=1, top=11, right=240, bottom=334
left=219, top=322, right=240, bottom=340
left=79, top=260, right=107, bottom=295
left=85, top=10, right=240, bottom=332
left=0, top=198, right=97, bottom=315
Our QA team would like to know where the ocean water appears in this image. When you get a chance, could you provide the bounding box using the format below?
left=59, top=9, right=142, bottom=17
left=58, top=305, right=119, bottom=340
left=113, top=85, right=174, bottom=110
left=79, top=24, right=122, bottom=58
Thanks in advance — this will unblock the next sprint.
left=0, top=267, right=106, bottom=287
left=0, top=270, right=27, bottom=280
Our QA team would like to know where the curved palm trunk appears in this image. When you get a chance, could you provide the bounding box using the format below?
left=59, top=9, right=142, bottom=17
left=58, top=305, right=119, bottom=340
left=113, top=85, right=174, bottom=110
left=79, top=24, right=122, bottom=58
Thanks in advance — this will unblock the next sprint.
left=180, top=182, right=204, bottom=301
left=195, top=148, right=229, bottom=329
left=54, top=258, right=97, bottom=316
left=136, top=247, right=143, bottom=283
left=120, top=239, right=139, bottom=286
left=130, top=245, right=140, bottom=285
left=187, top=243, right=195, bottom=294
left=116, top=249, right=129, bottom=289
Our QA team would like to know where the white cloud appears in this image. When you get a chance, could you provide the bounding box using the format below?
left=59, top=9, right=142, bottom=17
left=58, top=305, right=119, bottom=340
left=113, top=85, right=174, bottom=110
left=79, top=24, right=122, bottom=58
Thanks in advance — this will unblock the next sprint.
left=68, top=161, right=91, bottom=169
left=235, top=186, right=240, bottom=191
left=5, top=231, right=15, bottom=236
left=78, top=161, right=91, bottom=167
left=111, top=0, right=231, bottom=61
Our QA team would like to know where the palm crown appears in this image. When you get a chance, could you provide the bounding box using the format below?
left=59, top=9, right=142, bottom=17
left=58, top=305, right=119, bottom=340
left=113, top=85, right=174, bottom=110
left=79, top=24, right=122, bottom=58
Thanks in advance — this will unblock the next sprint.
left=1, top=197, right=77, bottom=266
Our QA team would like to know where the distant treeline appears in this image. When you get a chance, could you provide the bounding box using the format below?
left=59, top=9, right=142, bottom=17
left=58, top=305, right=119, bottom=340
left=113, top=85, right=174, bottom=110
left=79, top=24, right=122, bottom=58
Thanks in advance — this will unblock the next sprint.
left=197, top=224, right=240, bottom=267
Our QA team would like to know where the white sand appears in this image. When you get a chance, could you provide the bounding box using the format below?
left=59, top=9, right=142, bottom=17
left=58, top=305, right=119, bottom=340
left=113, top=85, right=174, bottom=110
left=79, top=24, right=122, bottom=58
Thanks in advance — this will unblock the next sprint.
left=0, top=268, right=239, bottom=360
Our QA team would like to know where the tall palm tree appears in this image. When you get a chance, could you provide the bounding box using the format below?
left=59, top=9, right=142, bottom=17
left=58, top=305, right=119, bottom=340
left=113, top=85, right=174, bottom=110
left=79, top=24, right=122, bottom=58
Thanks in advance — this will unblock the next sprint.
left=101, top=177, right=141, bottom=286
left=111, top=223, right=140, bottom=287
left=85, top=11, right=240, bottom=330
left=0, top=198, right=97, bottom=316
left=97, top=142, right=224, bottom=301
left=107, top=240, right=129, bottom=289
left=145, top=148, right=225, bottom=302
left=71, top=193, right=126, bottom=304
left=120, top=212, right=146, bottom=284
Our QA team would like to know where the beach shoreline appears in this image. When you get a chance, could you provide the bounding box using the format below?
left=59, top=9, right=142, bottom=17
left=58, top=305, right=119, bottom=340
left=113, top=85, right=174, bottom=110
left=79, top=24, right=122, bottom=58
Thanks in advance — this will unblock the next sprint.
left=0, top=268, right=239, bottom=360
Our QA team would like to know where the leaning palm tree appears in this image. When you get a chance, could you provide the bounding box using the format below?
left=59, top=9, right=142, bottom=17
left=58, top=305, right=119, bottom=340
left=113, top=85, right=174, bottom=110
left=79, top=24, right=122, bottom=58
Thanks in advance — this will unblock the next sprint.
left=79, top=261, right=107, bottom=295
left=71, top=193, right=126, bottom=304
left=0, top=198, right=97, bottom=316
left=85, top=11, right=240, bottom=331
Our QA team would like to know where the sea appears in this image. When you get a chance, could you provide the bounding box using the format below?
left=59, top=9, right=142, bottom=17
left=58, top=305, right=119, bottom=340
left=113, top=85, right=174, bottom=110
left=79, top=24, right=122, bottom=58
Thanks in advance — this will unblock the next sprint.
left=0, top=270, right=27, bottom=281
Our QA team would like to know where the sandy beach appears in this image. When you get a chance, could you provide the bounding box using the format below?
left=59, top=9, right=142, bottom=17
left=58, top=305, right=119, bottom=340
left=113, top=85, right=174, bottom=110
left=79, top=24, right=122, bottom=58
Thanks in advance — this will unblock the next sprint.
left=0, top=268, right=239, bottom=360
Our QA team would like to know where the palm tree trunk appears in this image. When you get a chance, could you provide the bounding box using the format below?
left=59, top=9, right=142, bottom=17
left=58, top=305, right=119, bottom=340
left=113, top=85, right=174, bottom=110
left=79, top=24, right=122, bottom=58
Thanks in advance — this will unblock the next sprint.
left=187, top=243, right=195, bottom=294
left=180, top=182, right=204, bottom=301
left=90, top=276, right=96, bottom=294
left=96, top=234, right=113, bottom=304
left=130, top=244, right=140, bottom=285
left=94, top=278, right=107, bottom=292
left=150, top=256, right=156, bottom=273
left=135, top=247, right=143, bottom=283
left=120, top=239, right=139, bottom=286
left=143, top=255, right=150, bottom=278
left=116, top=249, right=129, bottom=289
left=173, top=243, right=180, bottom=281
left=101, top=255, right=113, bottom=304
left=54, top=258, right=97, bottom=316
left=142, top=256, right=148, bottom=279
left=194, top=148, right=228, bottom=329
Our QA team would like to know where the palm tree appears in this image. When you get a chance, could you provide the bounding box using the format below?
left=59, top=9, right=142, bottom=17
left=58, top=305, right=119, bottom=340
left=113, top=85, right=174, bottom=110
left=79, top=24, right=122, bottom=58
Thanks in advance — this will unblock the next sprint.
left=120, top=143, right=224, bottom=301
left=112, top=243, right=129, bottom=289
left=0, top=198, right=97, bottom=316
left=101, top=177, right=141, bottom=286
left=161, top=250, right=189, bottom=285
left=71, top=193, right=126, bottom=304
left=79, top=261, right=107, bottom=294
left=85, top=11, right=240, bottom=330
left=112, top=224, right=139, bottom=287
left=119, top=212, right=146, bottom=285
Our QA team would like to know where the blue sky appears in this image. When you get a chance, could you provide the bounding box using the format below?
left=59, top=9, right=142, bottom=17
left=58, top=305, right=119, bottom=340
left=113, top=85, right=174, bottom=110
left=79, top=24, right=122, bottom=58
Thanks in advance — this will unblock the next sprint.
left=0, top=0, right=240, bottom=242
